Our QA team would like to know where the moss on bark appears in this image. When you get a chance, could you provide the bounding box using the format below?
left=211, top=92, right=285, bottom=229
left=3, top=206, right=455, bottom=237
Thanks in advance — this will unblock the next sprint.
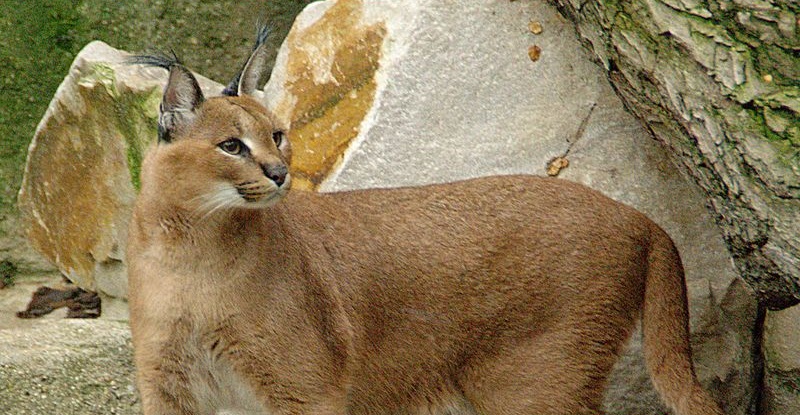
left=550, top=0, right=799, bottom=308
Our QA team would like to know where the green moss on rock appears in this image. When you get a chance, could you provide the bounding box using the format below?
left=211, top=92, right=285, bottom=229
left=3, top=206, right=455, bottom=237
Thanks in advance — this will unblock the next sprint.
left=78, top=63, right=160, bottom=190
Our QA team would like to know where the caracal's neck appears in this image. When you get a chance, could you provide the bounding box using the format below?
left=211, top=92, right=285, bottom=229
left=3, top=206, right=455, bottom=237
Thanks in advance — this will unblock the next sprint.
left=131, top=188, right=294, bottom=273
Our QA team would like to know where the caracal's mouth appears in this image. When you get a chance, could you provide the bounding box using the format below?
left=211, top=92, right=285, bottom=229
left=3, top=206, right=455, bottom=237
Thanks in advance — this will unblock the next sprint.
left=195, top=176, right=291, bottom=217
left=235, top=174, right=291, bottom=209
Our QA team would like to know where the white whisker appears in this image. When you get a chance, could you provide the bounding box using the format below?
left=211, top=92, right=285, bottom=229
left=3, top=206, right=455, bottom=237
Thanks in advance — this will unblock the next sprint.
left=187, top=180, right=288, bottom=218
left=190, top=185, right=243, bottom=220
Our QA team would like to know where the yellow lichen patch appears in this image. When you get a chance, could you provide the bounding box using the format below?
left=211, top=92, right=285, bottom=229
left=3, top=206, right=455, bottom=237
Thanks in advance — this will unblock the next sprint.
left=278, top=0, right=386, bottom=190
left=528, top=20, right=543, bottom=35
left=290, top=81, right=378, bottom=189
left=528, top=45, right=542, bottom=62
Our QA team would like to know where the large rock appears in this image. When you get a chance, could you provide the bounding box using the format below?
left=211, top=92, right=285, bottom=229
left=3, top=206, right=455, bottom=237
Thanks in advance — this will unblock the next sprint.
left=264, top=0, right=758, bottom=413
left=17, top=41, right=222, bottom=312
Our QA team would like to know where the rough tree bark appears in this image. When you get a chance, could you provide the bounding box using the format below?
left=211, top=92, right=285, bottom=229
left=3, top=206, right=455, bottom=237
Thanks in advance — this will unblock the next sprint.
left=549, top=0, right=799, bottom=309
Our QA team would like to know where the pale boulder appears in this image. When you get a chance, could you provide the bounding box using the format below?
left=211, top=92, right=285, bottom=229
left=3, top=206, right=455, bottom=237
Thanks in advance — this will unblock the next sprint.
left=17, top=41, right=222, bottom=313
left=264, top=0, right=759, bottom=413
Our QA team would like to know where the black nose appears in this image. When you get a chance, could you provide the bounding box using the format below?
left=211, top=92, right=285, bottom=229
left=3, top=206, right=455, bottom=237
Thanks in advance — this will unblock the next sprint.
left=261, top=163, right=288, bottom=186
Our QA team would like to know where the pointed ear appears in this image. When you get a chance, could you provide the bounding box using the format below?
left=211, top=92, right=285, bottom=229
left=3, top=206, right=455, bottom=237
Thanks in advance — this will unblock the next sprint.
left=158, top=65, right=204, bottom=142
left=237, top=38, right=271, bottom=96
left=222, top=25, right=272, bottom=97
left=128, top=52, right=205, bottom=142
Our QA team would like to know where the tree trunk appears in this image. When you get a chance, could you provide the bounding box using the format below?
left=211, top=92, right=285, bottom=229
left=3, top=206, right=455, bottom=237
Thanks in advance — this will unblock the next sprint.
left=549, top=0, right=799, bottom=309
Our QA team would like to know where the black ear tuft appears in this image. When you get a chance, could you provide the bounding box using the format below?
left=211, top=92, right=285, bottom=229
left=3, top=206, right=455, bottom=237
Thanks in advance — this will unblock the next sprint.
left=129, top=51, right=204, bottom=142
left=222, top=24, right=273, bottom=97
left=126, top=50, right=182, bottom=70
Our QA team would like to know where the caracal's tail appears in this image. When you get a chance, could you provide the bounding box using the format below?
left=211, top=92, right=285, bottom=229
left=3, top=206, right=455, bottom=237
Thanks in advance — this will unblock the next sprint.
left=642, top=226, right=724, bottom=415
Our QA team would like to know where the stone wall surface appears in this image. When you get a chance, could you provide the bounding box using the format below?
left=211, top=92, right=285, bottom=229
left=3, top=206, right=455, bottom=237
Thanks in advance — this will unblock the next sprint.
left=263, top=0, right=758, bottom=413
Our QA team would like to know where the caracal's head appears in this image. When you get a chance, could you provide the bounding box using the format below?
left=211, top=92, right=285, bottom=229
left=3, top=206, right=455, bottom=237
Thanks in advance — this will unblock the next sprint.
left=133, top=27, right=291, bottom=216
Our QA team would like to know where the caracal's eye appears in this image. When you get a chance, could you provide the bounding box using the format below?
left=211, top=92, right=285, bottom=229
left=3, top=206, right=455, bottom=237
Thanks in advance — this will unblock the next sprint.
left=219, top=138, right=245, bottom=155
left=272, top=130, right=285, bottom=147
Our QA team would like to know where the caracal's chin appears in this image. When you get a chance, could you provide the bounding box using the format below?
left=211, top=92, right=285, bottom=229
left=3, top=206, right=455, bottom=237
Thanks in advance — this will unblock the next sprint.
left=239, top=174, right=291, bottom=209
left=244, top=187, right=289, bottom=209
left=253, top=175, right=290, bottom=207
left=238, top=181, right=291, bottom=210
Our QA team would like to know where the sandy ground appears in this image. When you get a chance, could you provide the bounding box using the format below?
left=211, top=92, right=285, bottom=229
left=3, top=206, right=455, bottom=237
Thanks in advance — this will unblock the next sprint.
left=0, top=270, right=139, bottom=415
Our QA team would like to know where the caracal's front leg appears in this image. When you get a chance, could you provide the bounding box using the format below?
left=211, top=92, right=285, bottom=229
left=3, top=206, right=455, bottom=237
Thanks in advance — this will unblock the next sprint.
left=135, top=362, right=197, bottom=415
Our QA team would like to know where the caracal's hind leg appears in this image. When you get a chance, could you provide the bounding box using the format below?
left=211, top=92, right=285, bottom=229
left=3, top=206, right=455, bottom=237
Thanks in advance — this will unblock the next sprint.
left=457, top=328, right=627, bottom=415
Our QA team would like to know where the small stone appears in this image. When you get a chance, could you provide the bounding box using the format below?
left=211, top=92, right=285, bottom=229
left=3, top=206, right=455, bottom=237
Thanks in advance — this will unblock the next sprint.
left=529, top=20, right=543, bottom=35
left=763, top=73, right=773, bottom=83
left=546, top=156, right=569, bottom=176
left=528, top=45, right=542, bottom=62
